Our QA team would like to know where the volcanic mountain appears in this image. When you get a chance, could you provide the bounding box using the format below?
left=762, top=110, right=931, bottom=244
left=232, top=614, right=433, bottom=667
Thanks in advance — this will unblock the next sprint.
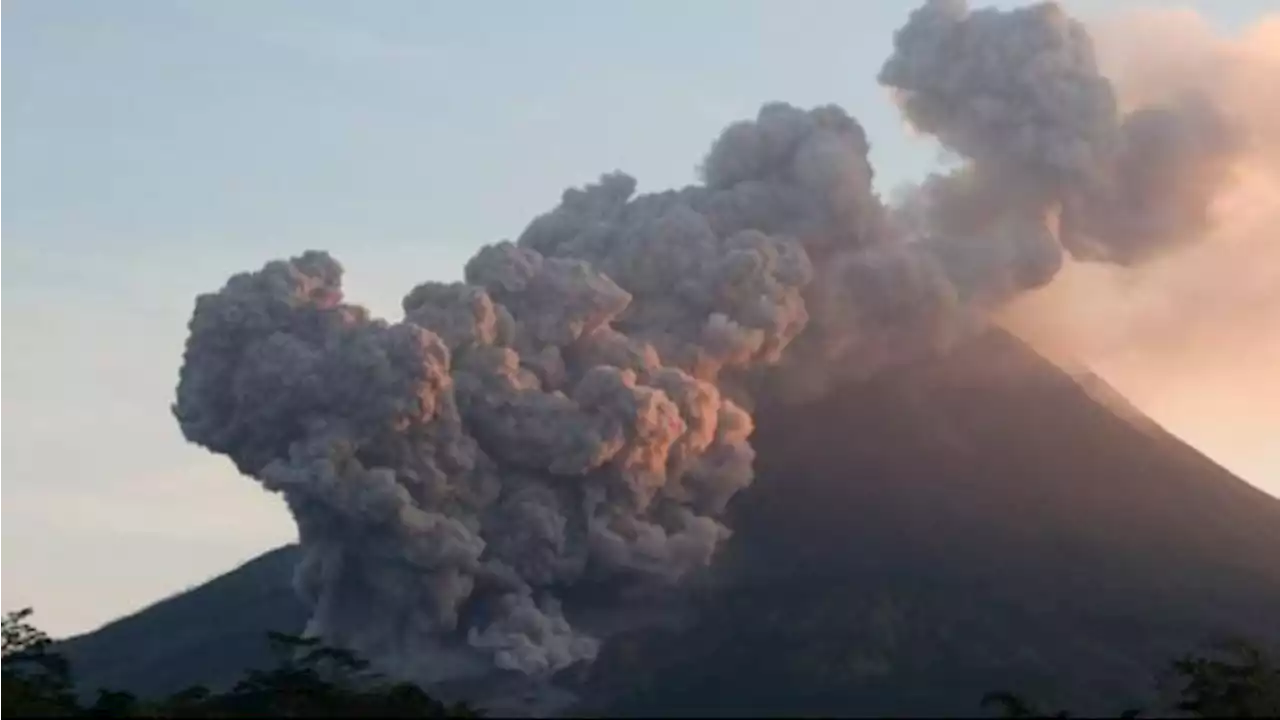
left=58, top=328, right=1280, bottom=716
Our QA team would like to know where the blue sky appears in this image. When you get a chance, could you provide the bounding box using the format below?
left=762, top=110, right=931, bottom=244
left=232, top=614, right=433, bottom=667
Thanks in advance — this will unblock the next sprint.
left=2, top=0, right=1270, bottom=637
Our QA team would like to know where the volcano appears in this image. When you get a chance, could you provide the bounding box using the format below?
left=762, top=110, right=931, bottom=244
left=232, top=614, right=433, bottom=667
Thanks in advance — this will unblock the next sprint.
left=58, top=329, right=1280, bottom=716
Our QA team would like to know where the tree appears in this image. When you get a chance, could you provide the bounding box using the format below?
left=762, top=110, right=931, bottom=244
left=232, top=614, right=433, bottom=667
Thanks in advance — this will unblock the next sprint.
left=3, top=608, right=82, bottom=717
left=1164, top=637, right=1280, bottom=718
left=2, top=609, right=479, bottom=718
left=980, top=690, right=1071, bottom=718
left=201, top=631, right=479, bottom=718
left=983, top=638, right=1280, bottom=718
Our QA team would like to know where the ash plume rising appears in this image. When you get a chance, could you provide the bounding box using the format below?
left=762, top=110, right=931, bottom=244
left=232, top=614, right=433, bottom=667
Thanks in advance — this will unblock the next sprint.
left=879, top=0, right=1244, bottom=270
left=172, top=0, right=1256, bottom=685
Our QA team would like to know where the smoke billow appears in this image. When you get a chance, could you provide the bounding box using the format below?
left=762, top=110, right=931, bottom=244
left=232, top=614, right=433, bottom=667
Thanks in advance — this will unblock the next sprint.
left=172, top=0, right=1265, bottom=684
left=997, top=7, right=1280, bottom=492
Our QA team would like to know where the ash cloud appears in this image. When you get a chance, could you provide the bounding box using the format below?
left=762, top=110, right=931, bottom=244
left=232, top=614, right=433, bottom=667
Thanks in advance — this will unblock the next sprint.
left=998, top=7, right=1280, bottom=493
left=172, top=0, right=1263, bottom=687
left=880, top=0, right=1246, bottom=268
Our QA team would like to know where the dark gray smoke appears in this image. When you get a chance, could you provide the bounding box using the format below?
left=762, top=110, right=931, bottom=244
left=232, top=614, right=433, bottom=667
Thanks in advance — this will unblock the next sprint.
left=172, top=0, right=1251, bottom=686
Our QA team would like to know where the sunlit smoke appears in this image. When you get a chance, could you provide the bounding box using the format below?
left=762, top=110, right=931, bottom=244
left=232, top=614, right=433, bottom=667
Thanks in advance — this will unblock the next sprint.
left=1000, top=7, right=1280, bottom=492
left=171, top=0, right=1273, bottom=686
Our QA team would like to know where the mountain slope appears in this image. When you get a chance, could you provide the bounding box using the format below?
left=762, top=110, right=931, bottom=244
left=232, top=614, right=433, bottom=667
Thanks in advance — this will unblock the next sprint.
left=58, top=328, right=1280, bottom=715
left=57, top=545, right=306, bottom=700
left=576, top=329, right=1280, bottom=716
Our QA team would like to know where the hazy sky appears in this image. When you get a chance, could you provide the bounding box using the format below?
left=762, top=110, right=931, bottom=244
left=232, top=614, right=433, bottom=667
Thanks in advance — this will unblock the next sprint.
left=3, top=0, right=1275, bottom=638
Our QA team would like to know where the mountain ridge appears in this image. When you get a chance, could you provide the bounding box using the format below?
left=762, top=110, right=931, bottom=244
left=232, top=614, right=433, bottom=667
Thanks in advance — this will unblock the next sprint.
left=57, top=328, right=1280, bottom=716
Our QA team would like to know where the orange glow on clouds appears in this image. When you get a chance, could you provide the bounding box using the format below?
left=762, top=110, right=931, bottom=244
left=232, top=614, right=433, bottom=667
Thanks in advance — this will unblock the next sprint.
left=1000, top=9, right=1280, bottom=496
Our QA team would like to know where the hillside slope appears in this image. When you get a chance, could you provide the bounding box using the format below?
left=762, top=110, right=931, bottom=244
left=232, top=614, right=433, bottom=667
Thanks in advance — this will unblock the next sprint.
left=58, top=328, right=1280, bottom=715
left=58, top=544, right=306, bottom=700
left=576, top=329, right=1280, bottom=716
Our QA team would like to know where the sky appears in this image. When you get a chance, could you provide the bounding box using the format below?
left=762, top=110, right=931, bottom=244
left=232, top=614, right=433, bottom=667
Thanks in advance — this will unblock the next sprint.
left=3, top=0, right=1276, bottom=638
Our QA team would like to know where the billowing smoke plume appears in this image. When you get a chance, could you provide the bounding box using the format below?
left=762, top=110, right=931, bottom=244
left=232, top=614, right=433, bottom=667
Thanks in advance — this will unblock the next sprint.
left=998, top=7, right=1280, bottom=492
left=172, top=0, right=1260, bottom=683
left=881, top=0, right=1244, bottom=271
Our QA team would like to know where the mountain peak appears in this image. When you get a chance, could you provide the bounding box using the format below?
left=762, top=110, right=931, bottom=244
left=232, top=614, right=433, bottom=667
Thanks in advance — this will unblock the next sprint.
left=60, top=328, right=1280, bottom=716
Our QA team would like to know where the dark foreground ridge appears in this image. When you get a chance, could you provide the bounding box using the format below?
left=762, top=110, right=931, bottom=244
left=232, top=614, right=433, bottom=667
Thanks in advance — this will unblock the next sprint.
left=60, top=329, right=1280, bottom=716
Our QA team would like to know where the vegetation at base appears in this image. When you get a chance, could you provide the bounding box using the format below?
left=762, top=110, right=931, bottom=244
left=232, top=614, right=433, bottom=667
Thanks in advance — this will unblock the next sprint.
left=983, top=636, right=1280, bottom=718
left=3, top=608, right=479, bottom=718
left=8, top=604, right=1278, bottom=718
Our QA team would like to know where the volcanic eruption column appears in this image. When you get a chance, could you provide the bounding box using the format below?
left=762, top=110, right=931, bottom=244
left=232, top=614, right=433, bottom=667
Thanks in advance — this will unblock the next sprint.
left=172, top=0, right=1251, bottom=680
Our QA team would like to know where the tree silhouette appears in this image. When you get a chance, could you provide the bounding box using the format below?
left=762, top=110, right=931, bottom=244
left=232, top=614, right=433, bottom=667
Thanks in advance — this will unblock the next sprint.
left=200, top=631, right=478, bottom=718
left=3, top=608, right=479, bottom=718
left=3, top=608, right=81, bottom=717
left=11, top=605, right=1280, bottom=718
left=1164, top=637, right=1280, bottom=718
left=983, top=637, right=1280, bottom=718
left=980, top=690, right=1071, bottom=718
